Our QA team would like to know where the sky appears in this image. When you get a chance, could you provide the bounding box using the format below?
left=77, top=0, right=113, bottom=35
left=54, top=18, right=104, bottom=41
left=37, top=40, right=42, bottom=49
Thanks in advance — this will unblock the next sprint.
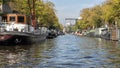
left=49, top=0, right=106, bottom=25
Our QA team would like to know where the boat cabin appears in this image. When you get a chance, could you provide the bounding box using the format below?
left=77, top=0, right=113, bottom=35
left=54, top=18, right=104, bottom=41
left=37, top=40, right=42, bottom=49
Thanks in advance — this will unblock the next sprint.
left=2, top=14, right=26, bottom=24
left=0, top=14, right=29, bottom=32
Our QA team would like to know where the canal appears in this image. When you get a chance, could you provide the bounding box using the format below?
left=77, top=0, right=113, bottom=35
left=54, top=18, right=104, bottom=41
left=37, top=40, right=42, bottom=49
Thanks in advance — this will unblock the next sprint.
left=0, top=34, right=120, bottom=68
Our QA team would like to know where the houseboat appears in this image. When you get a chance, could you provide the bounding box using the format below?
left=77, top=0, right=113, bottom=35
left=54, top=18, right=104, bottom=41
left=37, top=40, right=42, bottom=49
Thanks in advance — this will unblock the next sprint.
left=0, top=13, right=48, bottom=44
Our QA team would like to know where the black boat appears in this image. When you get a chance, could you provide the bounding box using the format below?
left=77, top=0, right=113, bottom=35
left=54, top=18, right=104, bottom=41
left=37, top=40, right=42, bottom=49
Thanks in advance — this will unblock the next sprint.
left=0, top=14, right=48, bottom=44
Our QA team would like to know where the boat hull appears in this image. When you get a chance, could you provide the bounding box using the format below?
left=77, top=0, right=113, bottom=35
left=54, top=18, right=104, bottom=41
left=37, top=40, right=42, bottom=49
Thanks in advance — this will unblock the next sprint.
left=0, top=31, right=47, bottom=45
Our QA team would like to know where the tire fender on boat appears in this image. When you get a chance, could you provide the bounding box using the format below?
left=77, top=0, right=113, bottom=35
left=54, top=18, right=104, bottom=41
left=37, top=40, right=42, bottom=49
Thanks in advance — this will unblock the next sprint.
left=14, top=38, right=21, bottom=43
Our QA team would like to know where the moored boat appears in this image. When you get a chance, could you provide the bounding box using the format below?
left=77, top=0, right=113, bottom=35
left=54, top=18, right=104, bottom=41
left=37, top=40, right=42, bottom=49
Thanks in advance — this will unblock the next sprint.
left=0, top=13, right=48, bottom=44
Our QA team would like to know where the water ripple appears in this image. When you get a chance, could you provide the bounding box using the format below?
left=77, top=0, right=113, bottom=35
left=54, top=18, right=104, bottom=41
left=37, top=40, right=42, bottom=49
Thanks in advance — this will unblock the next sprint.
left=0, top=34, right=120, bottom=68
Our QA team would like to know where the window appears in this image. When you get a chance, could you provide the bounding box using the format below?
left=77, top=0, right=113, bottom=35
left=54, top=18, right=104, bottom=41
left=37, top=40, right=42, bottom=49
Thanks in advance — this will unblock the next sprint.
left=2, top=16, right=7, bottom=22
left=18, top=16, right=24, bottom=23
left=10, top=16, right=15, bottom=22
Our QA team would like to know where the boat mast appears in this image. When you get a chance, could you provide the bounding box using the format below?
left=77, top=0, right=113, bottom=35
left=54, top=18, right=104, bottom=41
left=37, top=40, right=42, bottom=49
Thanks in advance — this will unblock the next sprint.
left=31, top=0, right=36, bottom=29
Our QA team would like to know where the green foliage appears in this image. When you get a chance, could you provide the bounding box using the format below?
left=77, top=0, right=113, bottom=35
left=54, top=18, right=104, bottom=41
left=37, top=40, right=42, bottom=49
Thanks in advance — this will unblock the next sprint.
left=0, top=0, right=62, bottom=29
left=101, top=0, right=114, bottom=24
left=75, top=0, right=120, bottom=30
left=76, top=6, right=103, bottom=30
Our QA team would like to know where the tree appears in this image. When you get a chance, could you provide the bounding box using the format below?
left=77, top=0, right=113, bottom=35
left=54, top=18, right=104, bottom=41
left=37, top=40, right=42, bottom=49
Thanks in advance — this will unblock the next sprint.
left=75, top=0, right=120, bottom=30
left=111, top=0, right=120, bottom=26
left=8, top=0, right=62, bottom=29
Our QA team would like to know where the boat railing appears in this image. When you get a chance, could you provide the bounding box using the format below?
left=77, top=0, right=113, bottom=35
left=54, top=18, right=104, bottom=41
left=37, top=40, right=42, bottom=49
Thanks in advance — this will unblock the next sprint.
left=0, top=22, right=49, bottom=35
left=0, top=22, right=8, bottom=32
left=37, top=27, right=48, bottom=34
left=0, top=22, right=29, bottom=32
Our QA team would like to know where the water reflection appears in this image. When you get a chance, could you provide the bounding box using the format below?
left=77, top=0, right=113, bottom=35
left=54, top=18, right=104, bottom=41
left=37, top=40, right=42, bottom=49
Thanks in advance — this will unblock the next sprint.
left=0, top=34, right=120, bottom=67
left=0, top=45, right=31, bottom=67
left=0, top=40, right=56, bottom=67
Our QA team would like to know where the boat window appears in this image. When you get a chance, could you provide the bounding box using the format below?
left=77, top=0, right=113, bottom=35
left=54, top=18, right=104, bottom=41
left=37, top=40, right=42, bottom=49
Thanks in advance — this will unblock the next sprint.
left=2, top=16, right=7, bottom=22
left=18, top=16, right=24, bottom=23
left=10, top=16, right=15, bottom=22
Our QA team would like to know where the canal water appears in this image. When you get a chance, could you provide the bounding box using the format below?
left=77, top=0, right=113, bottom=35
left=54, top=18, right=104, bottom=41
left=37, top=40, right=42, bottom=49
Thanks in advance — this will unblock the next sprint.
left=0, top=34, right=120, bottom=68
